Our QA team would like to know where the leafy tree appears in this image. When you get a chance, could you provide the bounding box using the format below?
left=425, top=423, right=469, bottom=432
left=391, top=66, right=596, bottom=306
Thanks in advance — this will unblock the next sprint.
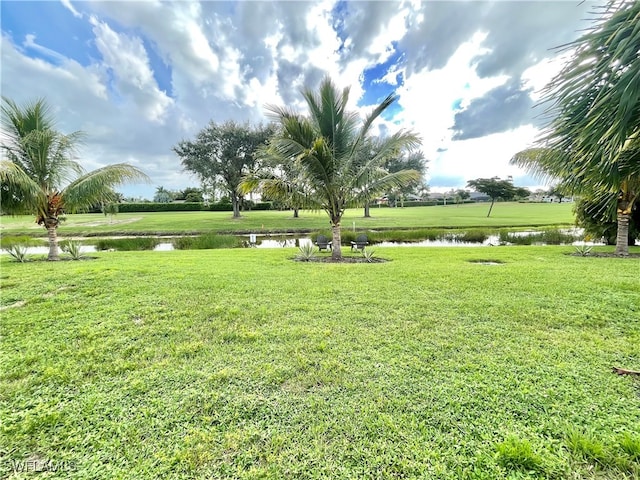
left=454, top=189, right=470, bottom=204
left=0, top=97, right=147, bottom=260
left=174, top=121, right=275, bottom=218
left=546, top=185, right=566, bottom=203
left=175, top=187, right=204, bottom=203
left=466, top=177, right=522, bottom=217
left=244, top=77, right=420, bottom=259
left=382, top=149, right=427, bottom=211
left=511, top=1, right=640, bottom=255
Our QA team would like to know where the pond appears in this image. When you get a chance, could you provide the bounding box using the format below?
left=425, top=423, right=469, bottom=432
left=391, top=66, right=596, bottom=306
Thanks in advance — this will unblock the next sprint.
left=2, top=230, right=622, bottom=255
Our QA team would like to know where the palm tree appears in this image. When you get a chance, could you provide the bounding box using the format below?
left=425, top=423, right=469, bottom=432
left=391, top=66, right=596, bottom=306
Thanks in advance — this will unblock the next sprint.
left=1, top=97, right=148, bottom=260
left=512, top=1, right=640, bottom=256
left=242, top=139, right=309, bottom=218
left=246, top=77, right=420, bottom=260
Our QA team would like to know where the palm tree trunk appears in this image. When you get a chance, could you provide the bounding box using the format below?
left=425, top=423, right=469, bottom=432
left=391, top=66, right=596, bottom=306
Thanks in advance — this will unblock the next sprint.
left=331, top=222, right=342, bottom=260
left=46, top=223, right=60, bottom=261
left=364, top=202, right=370, bottom=218
left=615, top=212, right=630, bottom=256
left=293, top=208, right=299, bottom=218
left=487, top=199, right=495, bottom=217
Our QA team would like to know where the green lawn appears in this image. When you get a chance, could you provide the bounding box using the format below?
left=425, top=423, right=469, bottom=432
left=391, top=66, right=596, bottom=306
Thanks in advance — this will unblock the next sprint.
left=1, top=247, right=639, bottom=478
left=0, top=202, right=574, bottom=238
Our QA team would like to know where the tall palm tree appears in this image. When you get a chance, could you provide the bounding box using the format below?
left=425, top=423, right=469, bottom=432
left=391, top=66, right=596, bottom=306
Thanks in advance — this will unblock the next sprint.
left=1, top=97, right=148, bottom=260
left=246, top=77, right=420, bottom=260
left=512, top=1, right=640, bottom=255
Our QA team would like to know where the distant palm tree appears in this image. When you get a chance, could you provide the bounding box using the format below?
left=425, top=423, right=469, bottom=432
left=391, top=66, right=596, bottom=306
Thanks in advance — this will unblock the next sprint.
left=245, top=77, right=420, bottom=259
left=512, top=1, right=640, bottom=256
left=154, top=186, right=173, bottom=203
left=1, top=97, right=148, bottom=260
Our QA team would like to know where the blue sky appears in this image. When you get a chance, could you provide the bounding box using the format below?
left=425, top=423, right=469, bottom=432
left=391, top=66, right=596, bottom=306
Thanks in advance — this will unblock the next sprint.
left=1, top=0, right=596, bottom=199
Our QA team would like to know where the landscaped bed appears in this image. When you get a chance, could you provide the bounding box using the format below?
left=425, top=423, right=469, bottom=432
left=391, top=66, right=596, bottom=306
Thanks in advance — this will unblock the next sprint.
left=1, top=246, right=638, bottom=478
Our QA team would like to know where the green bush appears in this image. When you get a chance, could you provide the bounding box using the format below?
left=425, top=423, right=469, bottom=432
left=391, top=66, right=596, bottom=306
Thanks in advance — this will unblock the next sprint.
left=172, top=233, right=240, bottom=250
left=368, top=229, right=445, bottom=243
left=61, top=240, right=85, bottom=260
left=253, top=202, right=273, bottom=211
left=539, top=228, right=579, bottom=245
left=498, top=228, right=578, bottom=245
left=4, top=244, right=30, bottom=262
left=312, top=228, right=490, bottom=246
left=456, top=229, right=489, bottom=243
left=94, top=238, right=160, bottom=251
left=205, top=203, right=234, bottom=211
left=118, top=202, right=205, bottom=212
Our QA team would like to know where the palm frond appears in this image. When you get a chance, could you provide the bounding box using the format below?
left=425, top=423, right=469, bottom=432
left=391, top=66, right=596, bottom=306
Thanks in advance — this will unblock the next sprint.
left=541, top=1, right=640, bottom=164
left=0, top=160, right=45, bottom=215
left=62, top=164, right=149, bottom=212
left=351, top=169, right=421, bottom=205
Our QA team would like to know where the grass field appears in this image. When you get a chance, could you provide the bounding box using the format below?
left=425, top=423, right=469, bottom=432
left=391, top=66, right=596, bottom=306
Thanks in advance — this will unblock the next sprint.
left=1, top=246, right=639, bottom=478
left=0, top=202, right=574, bottom=238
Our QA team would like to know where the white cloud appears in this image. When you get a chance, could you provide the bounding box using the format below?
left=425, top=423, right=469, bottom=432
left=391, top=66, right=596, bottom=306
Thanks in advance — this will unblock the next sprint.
left=1, top=0, right=595, bottom=197
left=89, top=17, right=173, bottom=123
left=431, top=125, right=540, bottom=185
left=60, top=0, right=81, bottom=18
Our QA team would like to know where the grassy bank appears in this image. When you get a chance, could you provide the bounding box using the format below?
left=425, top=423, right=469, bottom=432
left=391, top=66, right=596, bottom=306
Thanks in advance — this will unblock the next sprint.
left=1, top=247, right=638, bottom=478
left=0, top=202, right=574, bottom=238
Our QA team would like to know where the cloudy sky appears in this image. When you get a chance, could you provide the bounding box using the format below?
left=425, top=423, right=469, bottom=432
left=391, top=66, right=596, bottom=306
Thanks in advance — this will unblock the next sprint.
left=1, top=0, right=598, bottom=199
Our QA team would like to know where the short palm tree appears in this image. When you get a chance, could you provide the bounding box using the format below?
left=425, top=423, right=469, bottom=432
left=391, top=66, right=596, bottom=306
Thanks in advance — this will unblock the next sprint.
left=512, top=1, right=640, bottom=255
left=1, top=97, right=148, bottom=260
left=245, top=77, right=421, bottom=260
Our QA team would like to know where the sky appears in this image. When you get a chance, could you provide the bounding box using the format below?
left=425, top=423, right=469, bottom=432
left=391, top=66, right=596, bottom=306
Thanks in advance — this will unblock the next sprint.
left=1, top=0, right=599, bottom=199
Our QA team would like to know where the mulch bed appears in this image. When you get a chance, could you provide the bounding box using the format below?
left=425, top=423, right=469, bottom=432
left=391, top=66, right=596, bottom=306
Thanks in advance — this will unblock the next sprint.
left=293, top=256, right=389, bottom=263
left=568, top=252, right=640, bottom=258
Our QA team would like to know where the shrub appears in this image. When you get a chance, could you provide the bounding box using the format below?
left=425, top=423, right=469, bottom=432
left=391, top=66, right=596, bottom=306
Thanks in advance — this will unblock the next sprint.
left=206, top=203, right=234, bottom=211
left=253, top=202, right=272, bottom=211
left=361, top=247, right=376, bottom=262
left=539, top=228, right=579, bottom=245
left=61, top=240, right=84, bottom=260
left=456, top=229, right=489, bottom=243
left=295, top=243, right=316, bottom=261
left=574, top=244, right=593, bottom=256
left=369, top=229, right=446, bottom=243
left=499, top=228, right=579, bottom=245
left=118, top=202, right=205, bottom=213
left=94, top=238, right=159, bottom=251
left=172, top=233, right=240, bottom=250
left=4, top=244, right=29, bottom=262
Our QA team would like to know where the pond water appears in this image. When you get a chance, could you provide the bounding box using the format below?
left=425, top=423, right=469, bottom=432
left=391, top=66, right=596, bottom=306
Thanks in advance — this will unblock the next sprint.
left=2, top=231, right=619, bottom=255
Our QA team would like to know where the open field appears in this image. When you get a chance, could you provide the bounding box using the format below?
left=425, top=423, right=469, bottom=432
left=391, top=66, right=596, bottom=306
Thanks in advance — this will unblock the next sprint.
left=0, top=202, right=574, bottom=238
left=1, top=246, right=639, bottom=478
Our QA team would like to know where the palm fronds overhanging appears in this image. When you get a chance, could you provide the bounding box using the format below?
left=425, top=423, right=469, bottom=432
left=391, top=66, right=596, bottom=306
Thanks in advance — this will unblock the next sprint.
left=511, top=1, right=640, bottom=255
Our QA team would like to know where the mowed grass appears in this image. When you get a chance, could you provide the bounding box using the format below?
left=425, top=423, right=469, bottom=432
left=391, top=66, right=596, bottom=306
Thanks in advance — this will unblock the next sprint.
left=0, top=202, right=574, bottom=238
left=1, top=246, right=639, bottom=478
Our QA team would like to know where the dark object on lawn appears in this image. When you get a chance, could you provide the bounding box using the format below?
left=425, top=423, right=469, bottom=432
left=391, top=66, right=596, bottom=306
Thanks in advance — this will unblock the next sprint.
left=351, top=234, right=369, bottom=252
left=315, top=235, right=332, bottom=251
left=612, top=367, right=640, bottom=376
